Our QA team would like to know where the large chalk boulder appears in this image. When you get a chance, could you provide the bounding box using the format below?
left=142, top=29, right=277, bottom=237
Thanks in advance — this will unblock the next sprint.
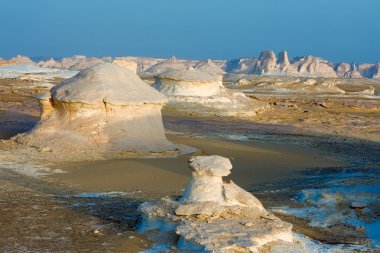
left=138, top=156, right=306, bottom=252
left=154, top=67, right=269, bottom=118
left=16, top=63, right=192, bottom=158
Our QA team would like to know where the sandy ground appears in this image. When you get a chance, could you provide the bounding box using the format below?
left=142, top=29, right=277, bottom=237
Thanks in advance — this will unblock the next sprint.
left=52, top=135, right=346, bottom=197
left=0, top=131, right=347, bottom=252
left=0, top=77, right=379, bottom=251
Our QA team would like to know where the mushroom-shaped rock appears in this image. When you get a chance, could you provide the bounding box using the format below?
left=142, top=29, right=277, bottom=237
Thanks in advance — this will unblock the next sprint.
left=154, top=67, right=269, bottom=118
left=138, top=156, right=301, bottom=252
left=155, top=67, right=223, bottom=97
left=180, top=155, right=232, bottom=204
left=144, top=57, right=187, bottom=76
left=17, top=63, right=192, bottom=158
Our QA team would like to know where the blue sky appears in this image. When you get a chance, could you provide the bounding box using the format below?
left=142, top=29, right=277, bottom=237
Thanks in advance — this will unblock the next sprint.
left=0, top=0, right=379, bottom=63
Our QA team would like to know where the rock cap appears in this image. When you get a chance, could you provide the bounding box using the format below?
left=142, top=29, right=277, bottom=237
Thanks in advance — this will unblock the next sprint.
left=159, top=67, right=218, bottom=82
left=189, top=155, right=232, bottom=177
left=51, top=63, right=168, bottom=105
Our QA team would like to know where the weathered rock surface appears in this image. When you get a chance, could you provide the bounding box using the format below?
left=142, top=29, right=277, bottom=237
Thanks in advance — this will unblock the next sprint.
left=112, top=57, right=138, bottom=74
left=154, top=67, right=269, bottom=118
left=228, top=78, right=346, bottom=95
left=194, top=59, right=225, bottom=80
left=144, top=57, right=188, bottom=76
left=359, top=63, right=380, bottom=80
left=15, top=63, right=192, bottom=157
left=138, top=156, right=306, bottom=252
left=0, top=55, right=35, bottom=66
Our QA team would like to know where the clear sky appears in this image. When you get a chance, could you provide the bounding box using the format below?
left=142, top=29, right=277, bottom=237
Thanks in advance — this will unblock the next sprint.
left=0, top=0, right=379, bottom=63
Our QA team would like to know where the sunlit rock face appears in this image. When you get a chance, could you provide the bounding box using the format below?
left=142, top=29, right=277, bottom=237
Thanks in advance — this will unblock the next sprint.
left=112, top=57, right=138, bottom=74
left=335, top=62, right=362, bottom=78
left=228, top=78, right=346, bottom=95
left=17, top=63, right=181, bottom=155
left=193, top=59, right=225, bottom=81
left=68, top=57, right=105, bottom=70
left=253, top=50, right=277, bottom=74
left=144, top=57, right=187, bottom=76
left=293, top=55, right=337, bottom=78
left=359, top=63, right=380, bottom=80
left=138, top=156, right=299, bottom=252
left=277, top=51, right=290, bottom=67
left=37, top=58, right=61, bottom=68
left=154, top=67, right=269, bottom=118
left=226, top=51, right=339, bottom=78
left=0, top=55, right=35, bottom=66
left=155, top=67, right=224, bottom=97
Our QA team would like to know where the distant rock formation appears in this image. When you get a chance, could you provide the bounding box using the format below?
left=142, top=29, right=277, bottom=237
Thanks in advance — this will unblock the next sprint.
left=359, top=62, right=380, bottom=80
left=225, top=51, right=339, bottom=78
left=67, top=57, right=104, bottom=70
left=112, top=57, right=138, bottom=74
left=155, top=67, right=223, bottom=97
left=293, top=55, right=337, bottom=78
left=37, top=58, right=61, bottom=68
left=2, top=52, right=379, bottom=80
left=193, top=59, right=225, bottom=80
left=0, top=55, right=35, bottom=66
left=138, top=155, right=317, bottom=252
left=16, top=63, right=191, bottom=157
left=335, top=62, right=362, bottom=78
left=144, top=57, right=188, bottom=76
left=277, top=51, right=290, bottom=67
left=228, top=77, right=346, bottom=94
left=252, top=50, right=277, bottom=74
left=154, top=67, right=269, bottom=118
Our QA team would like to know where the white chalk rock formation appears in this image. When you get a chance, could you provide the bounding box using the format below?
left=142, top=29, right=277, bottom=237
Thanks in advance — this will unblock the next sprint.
left=138, top=156, right=302, bottom=252
left=277, top=51, right=290, bottom=67
left=60, top=55, right=88, bottom=69
left=154, top=67, right=269, bottom=118
left=293, top=55, right=337, bottom=78
left=155, top=67, right=223, bottom=97
left=335, top=62, right=362, bottom=78
left=0, top=55, right=35, bottom=66
left=16, top=63, right=189, bottom=157
left=144, top=56, right=187, bottom=76
left=112, top=57, right=138, bottom=74
left=359, top=63, right=380, bottom=80
left=68, top=57, right=105, bottom=70
left=194, top=59, right=225, bottom=80
left=180, top=156, right=233, bottom=205
left=252, top=50, right=277, bottom=74
left=37, top=58, right=62, bottom=68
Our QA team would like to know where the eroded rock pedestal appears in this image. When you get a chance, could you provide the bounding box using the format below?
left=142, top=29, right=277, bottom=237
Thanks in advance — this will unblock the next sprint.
left=138, top=156, right=309, bottom=252
left=154, top=67, right=269, bottom=118
left=14, top=63, right=195, bottom=159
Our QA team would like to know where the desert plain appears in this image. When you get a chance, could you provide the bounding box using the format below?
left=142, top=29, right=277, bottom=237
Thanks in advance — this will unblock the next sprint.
left=0, top=54, right=379, bottom=252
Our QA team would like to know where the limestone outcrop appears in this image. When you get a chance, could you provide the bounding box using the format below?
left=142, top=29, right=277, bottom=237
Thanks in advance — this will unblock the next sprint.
left=112, top=57, right=138, bottom=74
left=252, top=51, right=277, bottom=74
left=335, top=62, right=362, bottom=78
left=226, top=51, right=339, bottom=78
left=16, top=63, right=191, bottom=157
left=144, top=57, right=187, bottom=76
left=194, top=59, right=225, bottom=80
left=67, top=57, right=105, bottom=70
left=359, top=63, right=380, bottom=80
left=228, top=78, right=346, bottom=95
left=154, top=67, right=269, bottom=118
left=138, top=156, right=306, bottom=252
left=0, top=55, right=35, bottom=66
